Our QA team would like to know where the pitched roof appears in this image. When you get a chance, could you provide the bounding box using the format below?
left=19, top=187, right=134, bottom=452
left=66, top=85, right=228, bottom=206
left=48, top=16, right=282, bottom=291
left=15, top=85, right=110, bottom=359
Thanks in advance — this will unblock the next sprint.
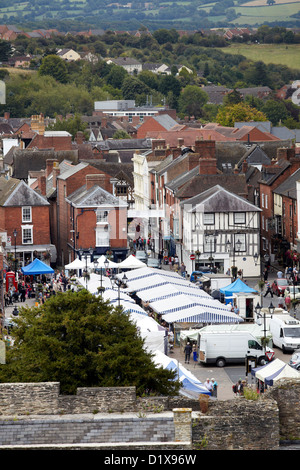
left=181, top=184, right=261, bottom=213
left=175, top=173, right=248, bottom=200
left=0, top=177, right=49, bottom=206
left=273, top=167, right=300, bottom=199
left=66, top=183, right=127, bottom=208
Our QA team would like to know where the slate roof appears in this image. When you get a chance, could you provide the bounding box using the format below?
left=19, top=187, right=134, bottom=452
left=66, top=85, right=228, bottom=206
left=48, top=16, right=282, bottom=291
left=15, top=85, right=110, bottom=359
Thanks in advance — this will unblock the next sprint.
left=181, top=184, right=261, bottom=213
left=4, top=148, right=78, bottom=180
left=0, top=177, right=49, bottom=206
left=273, top=167, right=300, bottom=200
left=91, top=138, right=151, bottom=151
left=66, top=184, right=127, bottom=208
left=151, top=114, right=178, bottom=130
left=175, top=173, right=248, bottom=200
left=237, top=144, right=271, bottom=167
left=259, top=159, right=291, bottom=186
left=84, top=160, right=134, bottom=185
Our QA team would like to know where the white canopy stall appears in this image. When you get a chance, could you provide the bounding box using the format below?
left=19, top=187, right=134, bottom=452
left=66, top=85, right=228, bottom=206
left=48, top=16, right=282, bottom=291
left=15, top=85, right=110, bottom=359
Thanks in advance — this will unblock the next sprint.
left=118, top=255, right=147, bottom=269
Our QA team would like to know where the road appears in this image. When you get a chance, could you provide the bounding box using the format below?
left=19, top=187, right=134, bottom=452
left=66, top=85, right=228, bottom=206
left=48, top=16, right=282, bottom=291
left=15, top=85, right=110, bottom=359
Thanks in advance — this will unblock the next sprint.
left=171, top=345, right=294, bottom=400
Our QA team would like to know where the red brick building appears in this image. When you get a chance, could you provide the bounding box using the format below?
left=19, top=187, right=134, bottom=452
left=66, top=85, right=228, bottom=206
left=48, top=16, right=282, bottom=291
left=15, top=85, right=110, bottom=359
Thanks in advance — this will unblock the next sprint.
left=0, top=176, right=53, bottom=268
left=259, top=148, right=300, bottom=260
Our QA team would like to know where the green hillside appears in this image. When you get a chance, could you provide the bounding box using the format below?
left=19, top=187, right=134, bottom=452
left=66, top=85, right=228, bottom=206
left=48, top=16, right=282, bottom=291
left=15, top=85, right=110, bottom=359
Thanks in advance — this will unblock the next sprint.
left=0, top=0, right=299, bottom=31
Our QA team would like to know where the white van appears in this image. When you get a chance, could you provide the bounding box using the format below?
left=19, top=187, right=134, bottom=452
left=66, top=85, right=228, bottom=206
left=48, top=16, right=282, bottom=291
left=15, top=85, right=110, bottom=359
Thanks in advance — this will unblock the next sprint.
left=269, top=315, right=300, bottom=353
left=198, top=330, right=274, bottom=367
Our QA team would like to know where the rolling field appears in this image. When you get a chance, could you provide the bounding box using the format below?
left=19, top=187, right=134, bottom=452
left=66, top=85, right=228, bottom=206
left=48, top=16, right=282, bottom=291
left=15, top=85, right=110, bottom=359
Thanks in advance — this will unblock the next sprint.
left=219, top=43, right=300, bottom=70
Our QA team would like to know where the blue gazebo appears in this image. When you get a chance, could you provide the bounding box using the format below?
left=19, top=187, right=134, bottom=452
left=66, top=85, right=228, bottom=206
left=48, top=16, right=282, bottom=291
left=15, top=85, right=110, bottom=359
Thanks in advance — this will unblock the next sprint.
left=21, top=258, right=54, bottom=275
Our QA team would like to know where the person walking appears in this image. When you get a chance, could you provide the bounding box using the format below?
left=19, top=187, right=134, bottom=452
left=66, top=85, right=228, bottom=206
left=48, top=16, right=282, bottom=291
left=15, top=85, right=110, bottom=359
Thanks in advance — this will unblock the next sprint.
left=264, top=280, right=273, bottom=297
left=184, top=342, right=192, bottom=364
left=285, top=293, right=291, bottom=312
left=192, top=343, right=198, bottom=365
left=180, top=262, right=186, bottom=278
left=211, top=378, right=218, bottom=398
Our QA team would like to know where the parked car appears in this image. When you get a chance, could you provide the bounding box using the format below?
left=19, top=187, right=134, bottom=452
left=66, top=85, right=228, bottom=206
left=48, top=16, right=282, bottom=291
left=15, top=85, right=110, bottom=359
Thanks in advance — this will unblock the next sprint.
left=190, top=270, right=211, bottom=282
left=285, top=286, right=300, bottom=299
left=135, top=250, right=147, bottom=263
left=147, top=258, right=161, bottom=269
left=289, top=350, right=300, bottom=370
left=272, top=278, right=290, bottom=295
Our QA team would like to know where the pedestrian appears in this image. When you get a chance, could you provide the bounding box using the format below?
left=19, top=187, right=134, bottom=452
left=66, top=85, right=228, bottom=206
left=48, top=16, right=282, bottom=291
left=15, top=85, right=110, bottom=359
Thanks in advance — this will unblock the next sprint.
left=264, top=281, right=273, bottom=297
left=204, top=378, right=213, bottom=393
left=184, top=342, right=192, bottom=364
left=192, top=343, right=197, bottom=364
left=277, top=270, right=283, bottom=278
left=233, top=305, right=240, bottom=315
left=211, top=378, right=218, bottom=398
left=180, top=262, right=186, bottom=278
left=234, top=379, right=244, bottom=396
left=263, top=267, right=268, bottom=281
left=285, top=293, right=291, bottom=312
left=278, top=294, right=285, bottom=309
left=271, top=280, right=278, bottom=296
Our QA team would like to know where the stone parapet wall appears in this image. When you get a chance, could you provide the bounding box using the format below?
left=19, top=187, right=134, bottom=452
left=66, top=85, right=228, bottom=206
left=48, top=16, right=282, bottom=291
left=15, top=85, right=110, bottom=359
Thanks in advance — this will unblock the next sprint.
left=265, top=379, right=300, bottom=441
left=1, top=381, right=300, bottom=449
left=192, top=398, right=280, bottom=450
left=0, top=382, right=198, bottom=416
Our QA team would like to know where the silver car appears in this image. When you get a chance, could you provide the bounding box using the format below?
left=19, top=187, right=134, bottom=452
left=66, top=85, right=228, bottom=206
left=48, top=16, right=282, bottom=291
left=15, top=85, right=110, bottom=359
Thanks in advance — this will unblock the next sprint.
left=147, top=258, right=161, bottom=269
left=135, top=250, right=147, bottom=263
left=286, top=286, right=300, bottom=299
left=289, top=350, right=300, bottom=370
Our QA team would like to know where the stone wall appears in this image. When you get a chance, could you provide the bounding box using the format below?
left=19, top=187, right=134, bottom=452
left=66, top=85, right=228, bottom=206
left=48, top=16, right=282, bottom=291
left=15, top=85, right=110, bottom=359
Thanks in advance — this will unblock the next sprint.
left=0, top=382, right=199, bottom=416
left=0, top=381, right=300, bottom=449
left=265, top=379, right=300, bottom=441
left=192, top=398, right=280, bottom=450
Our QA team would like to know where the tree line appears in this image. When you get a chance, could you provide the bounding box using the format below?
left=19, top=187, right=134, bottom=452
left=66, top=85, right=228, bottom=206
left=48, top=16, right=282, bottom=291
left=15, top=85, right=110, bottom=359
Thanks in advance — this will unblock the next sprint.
left=0, top=28, right=299, bottom=127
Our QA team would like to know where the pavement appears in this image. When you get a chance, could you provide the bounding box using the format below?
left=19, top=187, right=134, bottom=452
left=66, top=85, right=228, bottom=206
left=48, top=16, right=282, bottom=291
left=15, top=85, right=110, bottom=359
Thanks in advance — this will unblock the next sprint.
left=170, top=344, right=236, bottom=400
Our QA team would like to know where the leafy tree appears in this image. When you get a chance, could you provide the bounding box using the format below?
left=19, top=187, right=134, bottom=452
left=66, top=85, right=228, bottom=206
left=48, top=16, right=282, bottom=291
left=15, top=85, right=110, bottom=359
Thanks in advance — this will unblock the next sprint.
left=39, top=54, right=68, bottom=83
left=0, top=40, right=13, bottom=62
left=47, top=113, right=89, bottom=140
left=261, top=99, right=288, bottom=125
left=0, top=290, right=179, bottom=396
left=217, top=102, right=267, bottom=127
left=113, top=129, right=131, bottom=139
left=178, top=85, right=208, bottom=118
left=158, top=74, right=182, bottom=97
left=121, top=76, right=151, bottom=100
left=223, top=89, right=243, bottom=106
left=106, top=65, right=128, bottom=90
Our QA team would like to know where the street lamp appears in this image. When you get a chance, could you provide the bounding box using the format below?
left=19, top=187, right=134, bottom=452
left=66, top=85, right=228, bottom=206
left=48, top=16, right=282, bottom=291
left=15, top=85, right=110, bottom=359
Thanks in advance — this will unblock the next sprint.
left=205, top=233, right=217, bottom=270
left=226, top=238, right=241, bottom=279
left=79, top=247, right=94, bottom=289
left=114, top=273, right=128, bottom=307
left=255, top=301, right=275, bottom=353
left=13, top=229, right=17, bottom=276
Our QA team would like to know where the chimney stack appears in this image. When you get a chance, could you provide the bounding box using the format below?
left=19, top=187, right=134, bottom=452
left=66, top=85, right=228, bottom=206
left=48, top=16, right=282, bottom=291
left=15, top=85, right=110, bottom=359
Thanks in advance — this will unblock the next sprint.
left=38, top=171, right=47, bottom=196
left=195, top=140, right=217, bottom=175
left=52, top=161, right=60, bottom=188
left=86, top=173, right=107, bottom=191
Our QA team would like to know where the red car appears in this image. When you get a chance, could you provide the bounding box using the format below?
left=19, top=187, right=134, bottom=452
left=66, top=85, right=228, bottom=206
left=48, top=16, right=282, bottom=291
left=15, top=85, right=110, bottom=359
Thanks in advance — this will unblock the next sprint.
left=272, top=278, right=290, bottom=295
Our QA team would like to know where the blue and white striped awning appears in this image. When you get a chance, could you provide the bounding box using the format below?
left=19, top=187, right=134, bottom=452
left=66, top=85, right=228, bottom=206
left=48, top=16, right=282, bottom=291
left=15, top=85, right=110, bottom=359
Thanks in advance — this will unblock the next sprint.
left=150, top=293, right=231, bottom=315
left=162, top=308, right=243, bottom=324
left=117, top=267, right=182, bottom=283
left=126, top=274, right=201, bottom=293
left=136, top=283, right=210, bottom=303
